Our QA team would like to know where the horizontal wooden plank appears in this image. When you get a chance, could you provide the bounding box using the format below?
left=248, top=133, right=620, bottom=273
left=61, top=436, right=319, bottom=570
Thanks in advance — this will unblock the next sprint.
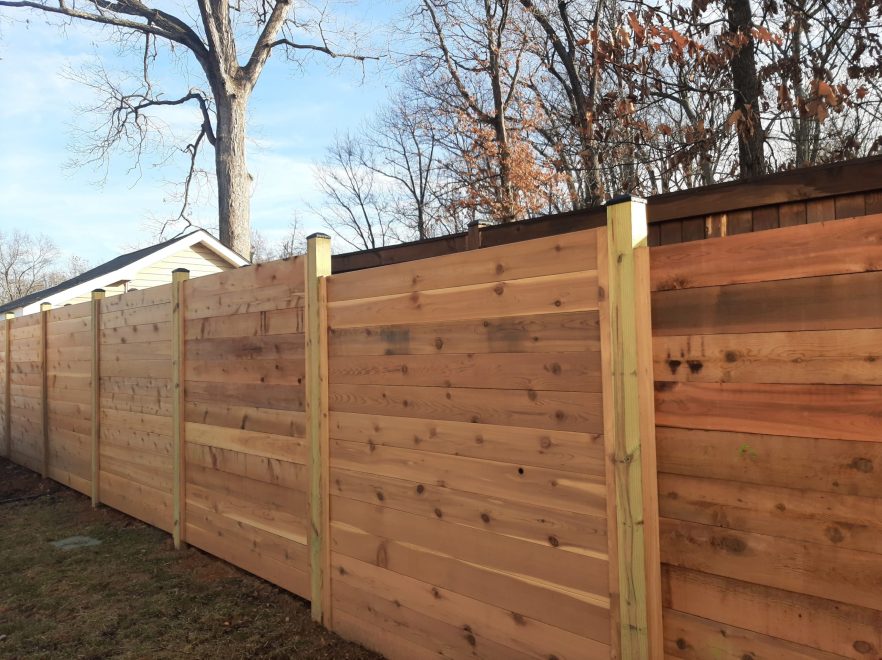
left=650, top=212, right=882, bottom=291
left=100, top=303, right=170, bottom=330
left=332, top=553, right=610, bottom=660
left=100, top=393, right=171, bottom=417
left=185, top=422, right=306, bottom=463
left=100, top=450, right=172, bottom=492
left=184, top=335, right=304, bottom=362
left=101, top=408, right=170, bottom=436
left=100, top=340, right=171, bottom=360
left=46, top=315, right=90, bottom=336
left=333, top=495, right=607, bottom=596
left=655, top=381, right=882, bottom=442
left=99, top=285, right=172, bottom=312
left=664, top=608, right=842, bottom=660
left=654, top=328, right=882, bottom=384
left=185, top=381, right=304, bottom=412
left=330, top=410, right=603, bottom=475
left=100, top=321, right=171, bottom=345
left=329, top=271, right=598, bottom=329
left=185, top=358, right=304, bottom=386
left=45, top=302, right=92, bottom=322
left=331, top=516, right=609, bottom=640
left=664, top=566, right=882, bottom=657
left=100, top=360, right=171, bottom=380
left=329, top=351, right=601, bottom=392
left=185, top=506, right=309, bottom=599
left=185, top=443, right=307, bottom=491
left=99, top=469, right=172, bottom=532
left=329, top=229, right=598, bottom=302
left=184, top=308, right=303, bottom=340
left=48, top=466, right=90, bottom=496
left=652, top=270, right=882, bottom=336
left=659, top=517, right=882, bottom=611
left=332, top=580, right=535, bottom=660
left=184, top=257, right=304, bottom=299
left=329, top=310, right=600, bottom=357
left=185, top=282, right=304, bottom=321
left=331, top=466, right=608, bottom=555
left=184, top=401, right=305, bottom=437
left=332, top=608, right=438, bottom=660
left=186, top=464, right=308, bottom=543
left=658, top=472, right=882, bottom=555
left=330, top=439, right=606, bottom=516
left=330, top=383, right=603, bottom=433
left=656, top=426, right=882, bottom=499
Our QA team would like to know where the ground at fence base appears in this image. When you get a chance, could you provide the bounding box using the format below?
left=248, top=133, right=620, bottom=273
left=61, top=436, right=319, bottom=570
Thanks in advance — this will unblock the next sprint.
left=0, top=459, right=380, bottom=660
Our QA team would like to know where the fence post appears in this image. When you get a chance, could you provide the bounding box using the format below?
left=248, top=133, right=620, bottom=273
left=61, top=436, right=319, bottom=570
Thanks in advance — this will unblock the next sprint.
left=466, top=221, right=488, bottom=250
left=171, top=269, right=189, bottom=550
left=91, top=289, right=105, bottom=508
left=3, top=312, right=12, bottom=459
left=40, top=302, right=51, bottom=479
left=306, top=233, right=332, bottom=626
left=598, top=196, right=663, bottom=659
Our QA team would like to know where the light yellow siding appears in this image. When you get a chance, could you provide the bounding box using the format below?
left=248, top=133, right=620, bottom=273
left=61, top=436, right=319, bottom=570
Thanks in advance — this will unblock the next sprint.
left=65, top=283, right=127, bottom=306
left=127, top=244, right=232, bottom=290
left=53, top=243, right=239, bottom=310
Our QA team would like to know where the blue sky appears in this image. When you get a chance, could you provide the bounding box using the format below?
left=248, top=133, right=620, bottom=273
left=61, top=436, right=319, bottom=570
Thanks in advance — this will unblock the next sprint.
left=0, top=1, right=401, bottom=263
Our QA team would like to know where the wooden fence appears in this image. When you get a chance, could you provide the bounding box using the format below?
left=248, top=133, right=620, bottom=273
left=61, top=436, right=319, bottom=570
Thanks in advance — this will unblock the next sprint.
left=2, top=197, right=882, bottom=659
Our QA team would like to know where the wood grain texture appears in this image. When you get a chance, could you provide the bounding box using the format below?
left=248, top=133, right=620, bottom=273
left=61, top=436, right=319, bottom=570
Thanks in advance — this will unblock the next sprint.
left=329, top=310, right=599, bottom=357
left=329, top=270, right=598, bottom=329
left=650, top=212, right=882, bottom=291
left=654, top=328, right=882, bottom=384
left=655, top=381, right=882, bottom=442
left=652, top=269, right=882, bottom=336
left=328, top=229, right=598, bottom=302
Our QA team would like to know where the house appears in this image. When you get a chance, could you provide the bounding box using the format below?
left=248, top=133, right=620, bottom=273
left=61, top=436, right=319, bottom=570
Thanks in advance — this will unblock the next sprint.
left=0, top=229, right=249, bottom=316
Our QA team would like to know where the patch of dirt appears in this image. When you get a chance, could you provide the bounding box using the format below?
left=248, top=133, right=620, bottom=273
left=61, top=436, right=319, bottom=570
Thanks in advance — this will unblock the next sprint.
left=0, top=458, right=382, bottom=659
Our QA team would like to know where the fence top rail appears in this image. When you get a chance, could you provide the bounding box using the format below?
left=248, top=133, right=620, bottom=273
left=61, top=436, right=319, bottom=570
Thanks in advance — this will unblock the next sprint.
left=331, top=155, right=882, bottom=273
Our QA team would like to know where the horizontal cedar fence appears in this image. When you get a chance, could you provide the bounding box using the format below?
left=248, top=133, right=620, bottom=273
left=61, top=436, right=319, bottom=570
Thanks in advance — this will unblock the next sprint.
left=650, top=213, right=882, bottom=658
left=332, top=154, right=882, bottom=272
left=4, top=194, right=882, bottom=659
left=325, top=228, right=618, bottom=658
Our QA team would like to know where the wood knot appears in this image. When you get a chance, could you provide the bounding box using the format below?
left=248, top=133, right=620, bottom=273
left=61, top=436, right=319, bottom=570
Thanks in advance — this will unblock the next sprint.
left=849, top=457, right=873, bottom=473
left=852, top=640, right=874, bottom=654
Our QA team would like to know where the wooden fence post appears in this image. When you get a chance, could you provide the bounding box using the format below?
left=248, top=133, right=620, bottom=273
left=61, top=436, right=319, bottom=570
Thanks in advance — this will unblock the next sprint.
left=3, top=312, right=12, bottom=459
left=91, top=289, right=105, bottom=508
left=171, top=269, right=189, bottom=550
left=466, top=221, right=488, bottom=250
left=40, top=302, right=51, bottom=479
left=306, top=233, right=332, bottom=626
left=598, top=196, right=663, bottom=659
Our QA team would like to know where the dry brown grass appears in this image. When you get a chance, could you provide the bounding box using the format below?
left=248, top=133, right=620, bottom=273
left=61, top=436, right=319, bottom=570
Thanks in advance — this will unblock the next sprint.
left=0, top=459, right=380, bottom=659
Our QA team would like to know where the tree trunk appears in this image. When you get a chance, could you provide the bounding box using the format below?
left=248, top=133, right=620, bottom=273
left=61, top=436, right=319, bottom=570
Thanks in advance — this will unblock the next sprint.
left=726, top=0, right=766, bottom=178
left=214, top=90, right=252, bottom=259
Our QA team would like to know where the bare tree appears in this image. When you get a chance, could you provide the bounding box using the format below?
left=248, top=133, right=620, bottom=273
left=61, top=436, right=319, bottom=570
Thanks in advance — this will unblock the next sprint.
left=0, top=0, right=375, bottom=258
left=0, top=231, right=61, bottom=304
left=312, top=132, right=399, bottom=251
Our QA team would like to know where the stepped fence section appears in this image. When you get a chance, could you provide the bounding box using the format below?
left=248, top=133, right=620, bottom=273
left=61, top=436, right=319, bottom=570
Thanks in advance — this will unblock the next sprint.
left=2, top=196, right=882, bottom=659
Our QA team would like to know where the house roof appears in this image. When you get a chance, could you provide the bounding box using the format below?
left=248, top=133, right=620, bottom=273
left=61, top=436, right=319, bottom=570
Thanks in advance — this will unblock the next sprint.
left=0, top=229, right=249, bottom=315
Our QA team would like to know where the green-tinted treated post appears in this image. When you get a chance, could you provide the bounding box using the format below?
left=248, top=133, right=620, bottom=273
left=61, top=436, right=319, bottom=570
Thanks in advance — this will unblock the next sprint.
left=600, top=196, right=662, bottom=659
left=40, top=302, right=51, bottom=479
left=306, top=233, right=332, bottom=626
left=171, top=269, right=189, bottom=549
left=3, top=312, right=13, bottom=459
left=90, top=289, right=105, bottom=508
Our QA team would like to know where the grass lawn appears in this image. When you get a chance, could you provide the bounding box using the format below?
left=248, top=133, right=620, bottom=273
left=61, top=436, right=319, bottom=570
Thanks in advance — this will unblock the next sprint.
left=0, top=459, right=380, bottom=659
